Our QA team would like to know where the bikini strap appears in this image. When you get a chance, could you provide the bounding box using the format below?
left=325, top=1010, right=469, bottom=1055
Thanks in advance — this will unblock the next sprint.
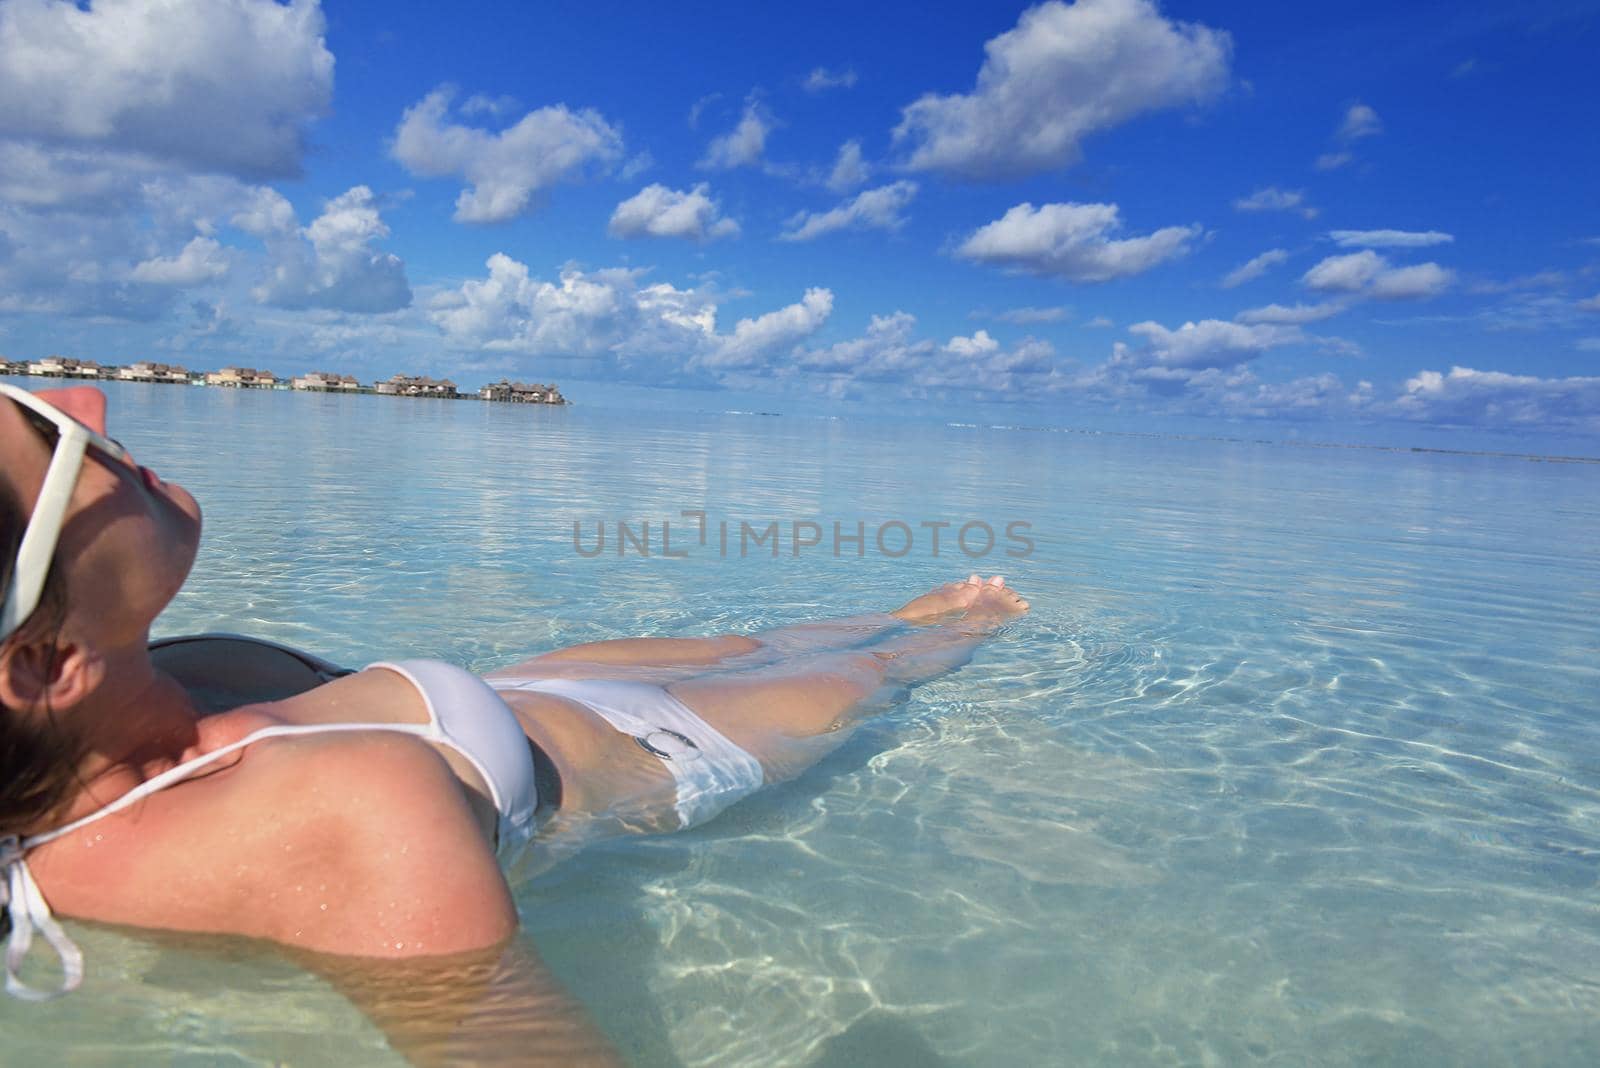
left=1, top=835, right=83, bottom=1000
left=2, top=720, right=438, bottom=1001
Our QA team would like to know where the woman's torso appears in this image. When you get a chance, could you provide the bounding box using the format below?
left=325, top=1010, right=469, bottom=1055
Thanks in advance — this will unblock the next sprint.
left=25, top=648, right=683, bottom=937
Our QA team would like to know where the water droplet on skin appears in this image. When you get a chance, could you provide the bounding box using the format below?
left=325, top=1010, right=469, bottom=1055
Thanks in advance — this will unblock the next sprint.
left=319, top=903, right=328, bottom=911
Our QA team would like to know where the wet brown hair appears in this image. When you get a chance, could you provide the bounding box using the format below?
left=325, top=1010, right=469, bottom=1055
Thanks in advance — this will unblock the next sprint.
left=0, top=478, right=85, bottom=837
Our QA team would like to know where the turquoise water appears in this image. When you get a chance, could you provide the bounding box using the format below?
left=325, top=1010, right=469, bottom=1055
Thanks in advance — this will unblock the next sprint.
left=5, top=379, right=1599, bottom=1066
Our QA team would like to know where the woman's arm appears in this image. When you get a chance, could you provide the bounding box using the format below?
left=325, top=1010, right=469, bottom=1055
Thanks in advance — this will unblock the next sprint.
left=488, top=610, right=909, bottom=681
left=267, top=738, right=622, bottom=1064
left=505, top=633, right=764, bottom=669
left=306, top=939, right=623, bottom=1068
left=122, top=733, right=623, bottom=1065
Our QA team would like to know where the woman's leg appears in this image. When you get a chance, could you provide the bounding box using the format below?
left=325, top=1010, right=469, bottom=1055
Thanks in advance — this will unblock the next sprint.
left=515, top=582, right=1028, bottom=849
left=742, top=576, right=1000, bottom=657
left=667, top=582, right=1029, bottom=781
left=488, top=577, right=996, bottom=680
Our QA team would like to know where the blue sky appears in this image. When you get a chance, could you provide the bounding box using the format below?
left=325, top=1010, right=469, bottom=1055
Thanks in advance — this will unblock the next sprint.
left=1, top=0, right=1598, bottom=448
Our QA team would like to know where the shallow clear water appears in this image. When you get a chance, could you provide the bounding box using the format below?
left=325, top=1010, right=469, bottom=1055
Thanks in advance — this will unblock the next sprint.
left=5, top=379, right=1599, bottom=1066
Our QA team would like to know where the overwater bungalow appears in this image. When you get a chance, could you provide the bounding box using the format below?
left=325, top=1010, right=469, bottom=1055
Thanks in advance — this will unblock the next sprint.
left=478, top=379, right=566, bottom=404
left=376, top=374, right=458, bottom=398
left=205, top=366, right=279, bottom=389
left=28, top=355, right=110, bottom=379
left=118, top=361, right=190, bottom=384
left=291, top=371, right=361, bottom=392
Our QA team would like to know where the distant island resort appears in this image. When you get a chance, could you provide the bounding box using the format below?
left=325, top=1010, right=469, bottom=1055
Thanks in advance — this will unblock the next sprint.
left=1, top=355, right=566, bottom=405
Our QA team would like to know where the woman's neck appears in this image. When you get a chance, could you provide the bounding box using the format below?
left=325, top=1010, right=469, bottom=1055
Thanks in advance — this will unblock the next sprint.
left=55, top=640, right=207, bottom=825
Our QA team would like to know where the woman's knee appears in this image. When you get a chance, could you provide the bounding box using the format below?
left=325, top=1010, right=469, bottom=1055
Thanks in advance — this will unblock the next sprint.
left=832, top=651, right=889, bottom=688
left=714, top=635, right=763, bottom=658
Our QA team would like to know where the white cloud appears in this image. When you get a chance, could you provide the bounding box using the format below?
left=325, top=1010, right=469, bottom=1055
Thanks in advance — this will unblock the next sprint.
left=1368, top=262, right=1453, bottom=300
left=460, top=93, right=519, bottom=118
left=923, top=333, right=1060, bottom=392
left=780, top=181, right=918, bottom=242
left=1337, top=103, right=1383, bottom=142
left=1302, top=251, right=1453, bottom=300
left=391, top=87, right=623, bottom=223
left=956, top=201, right=1199, bottom=282
left=1329, top=229, right=1453, bottom=248
left=826, top=140, right=871, bottom=193
left=1094, top=365, right=1374, bottom=420
left=893, top=0, right=1230, bottom=180
left=0, top=0, right=332, bottom=179
left=0, top=1, right=337, bottom=319
left=1220, top=372, right=1376, bottom=419
left=1078, top=332, right=1377, bottom=418
left=699, top=99, right=773, bottom=170
left=431, top=254, right=715, bottom=359
left=701, top=288, right=834, bottom=369
left=0, top=141, right=142, bottom=210
left=798, top=311, right=932, bottom=377
left=0, top=167, right=268, bottom=318
left=1086, top=315, right=1114, bottom=328
left=1470, top=270, right=1566, bottom=295
left=618, top=152, right=654, bottom=181
left=686, top=93, right=721, bottom=130
left=1303, top=250, right=1384, bottom=292
left=608, top=183, right=739, bottom=243
left=994, top=305, right=1070, bottom=324
left=430, top=253, right=833, bottom=379
left=229, top=183, right=299, bottom=236
left=944, top=330, right=1001, bottom=359
left=243, top=186, right=411, bottom=313
left=796, top=311, right=1062, bottom=394
left=1126, top=318, right=1303, bottom=369
left=804, top=67, right=858, bottom=92
left=1233, top=187, right=1316, bottom=219
left=1577, top=293, right=1600, bottom=312
left=1317, top=104, right=1381, bottom=171
left=1395, top=366, right=1600, bottom=429
left=1220, top=248, right=1289, bottom=288
left=129, top=236, right=230, bottom=286
left=1234, top=301, right=1344, bottom=325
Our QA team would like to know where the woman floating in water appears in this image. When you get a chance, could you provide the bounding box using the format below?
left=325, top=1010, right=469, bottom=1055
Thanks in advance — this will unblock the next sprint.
left=0, top=383, right=1027, bottom=1064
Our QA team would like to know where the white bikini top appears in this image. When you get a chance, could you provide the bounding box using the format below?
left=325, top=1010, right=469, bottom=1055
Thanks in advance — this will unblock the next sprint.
left=0, top=659, right=536, bottom=1001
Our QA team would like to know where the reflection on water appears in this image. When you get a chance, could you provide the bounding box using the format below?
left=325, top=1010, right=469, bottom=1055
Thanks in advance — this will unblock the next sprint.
left=4, top=380, right=1599, bottom=1066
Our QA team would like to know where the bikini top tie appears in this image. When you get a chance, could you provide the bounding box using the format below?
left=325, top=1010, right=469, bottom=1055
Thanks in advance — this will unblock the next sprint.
left=0, top=833, right=83, bottom=1001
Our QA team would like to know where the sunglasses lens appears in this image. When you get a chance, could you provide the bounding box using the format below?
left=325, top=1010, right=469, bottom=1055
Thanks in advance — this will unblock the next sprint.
left=19, top=405, right=60, bottom=448
left=9, top=394, right=126, bottom=462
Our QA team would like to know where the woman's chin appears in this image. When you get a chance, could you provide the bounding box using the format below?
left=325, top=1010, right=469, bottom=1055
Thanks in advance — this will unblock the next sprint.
left=165, top=480, right=202, bottom=524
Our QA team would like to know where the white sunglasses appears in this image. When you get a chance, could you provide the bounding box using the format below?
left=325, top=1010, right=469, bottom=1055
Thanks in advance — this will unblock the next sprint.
left=1, top=383, right=131, bottom=642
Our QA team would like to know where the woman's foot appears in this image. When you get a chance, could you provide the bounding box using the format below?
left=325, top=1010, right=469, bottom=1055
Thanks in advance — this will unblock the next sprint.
left=890, top=575, right=1007, bottom=624
left=959, top=580, right=1030, bottom=627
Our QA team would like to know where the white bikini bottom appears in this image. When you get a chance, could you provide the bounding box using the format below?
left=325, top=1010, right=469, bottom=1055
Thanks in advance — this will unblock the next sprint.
left=494, top=677, right=766, bottom=829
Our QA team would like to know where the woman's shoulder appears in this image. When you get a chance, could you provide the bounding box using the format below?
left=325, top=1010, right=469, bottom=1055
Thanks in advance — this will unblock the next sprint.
left=150, top=633, right=354, bottom=712
left=32, top=724, right=516, bottom=957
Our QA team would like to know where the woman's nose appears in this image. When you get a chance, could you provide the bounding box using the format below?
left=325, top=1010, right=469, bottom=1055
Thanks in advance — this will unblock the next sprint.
left=32, top=386, right=110, bottom=436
